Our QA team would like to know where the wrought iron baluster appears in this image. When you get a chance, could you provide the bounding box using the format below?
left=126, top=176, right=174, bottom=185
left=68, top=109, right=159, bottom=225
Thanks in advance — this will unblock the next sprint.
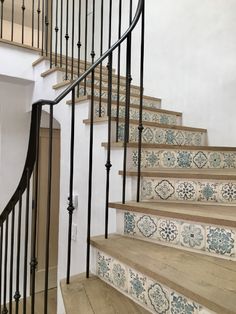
left=71, top=0, right=75, bottom=80
left=41, top=0, right=45, bottom=55
left=44, top=104, right=53, bottom=314
left=54, top=0, right=59, bottom=66
left=3, top=216, right=9, bottom=314
left=105, top=52, right=113, bottom=238
left=137, top=0, right=145, bottom=202
left=45, top=0, right=49, bottom=56
left=11, top=0, right=14, bottom=41
left=21, top=0, right=26, bottom=44
left=32, top=0, right=35, bottom=46
left=65, top=0, right=69, bottom=80
left=23, top=169, right=30, bottom=314
left=14, top=192, right=22, bottom=314
left=98, top=0, right=104, bottom=117
left=116, top=0, right=122, bottom=141
left=49, top=0, right=53, bottom=67
left=77, top=0, right=82, bottom=96
left=84, top=0, right=88, bottom=95
left=37, top=0, right=41, bottom=48
left=0, top=0, right=4, bottom=39
left=9, top=207, right=15, bottom=314
left=66, top=87, right=75, bottom=284
left=60, top=0, right=63, bottom=67
left=0, top=223, right=3, bottom=313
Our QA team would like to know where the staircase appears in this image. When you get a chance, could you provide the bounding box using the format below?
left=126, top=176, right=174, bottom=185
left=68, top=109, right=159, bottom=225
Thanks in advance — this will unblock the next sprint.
left=1, top=0, right=236, bottom=313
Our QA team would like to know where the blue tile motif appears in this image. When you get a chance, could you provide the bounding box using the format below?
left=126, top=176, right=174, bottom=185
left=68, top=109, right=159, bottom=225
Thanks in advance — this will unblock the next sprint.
left=163, top=152, right=176, bottom=168
left=124, top=212, right=136, bottom=235
left=112, top=263, right=127, bottom=291
left=171, top=292, right=198, bottom=314
left=177, top=151, right=192, bottom=168
left=207, top=227, right=234, bottom=256
left=176, top=182, right=196, bottom=201
left=129, top=270, right=147, bottom=305
left=97, top=252, right=112, bottom=282
left=159, top=220, right=179, bottom=242
left=221, top=183, right=236, bottom=202
left=193, top=151, right=207, bottom=168
left=148, top=283, right=170, bottom=314
left=209, top=153, right=221, bottom=167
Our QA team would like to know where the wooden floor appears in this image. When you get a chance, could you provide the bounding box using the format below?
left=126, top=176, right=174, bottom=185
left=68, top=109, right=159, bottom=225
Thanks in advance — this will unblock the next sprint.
left=61, top=275, right=149, bottom=314
left=6, top=288, right=57, bottom=314
left=91, top=234, right=236, bottom=314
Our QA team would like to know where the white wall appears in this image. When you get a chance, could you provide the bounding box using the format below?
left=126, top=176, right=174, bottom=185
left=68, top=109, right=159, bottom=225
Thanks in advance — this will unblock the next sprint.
left=141, top=0, right=236, bottom=146
left=0, top=76, right=33, bottom=210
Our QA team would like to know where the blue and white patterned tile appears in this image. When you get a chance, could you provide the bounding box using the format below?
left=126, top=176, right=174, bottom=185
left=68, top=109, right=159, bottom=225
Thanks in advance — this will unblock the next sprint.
left=97, top=251, right=113, bottom=283
left=111, top=261, right=128, bottom=293
left=136, top=215, right=158, bottom=239
left=124, top=212, right=136, bottom=235
left=206, top=227, right=235, bottom=257
left=157, top=219, right=180, bottom=244
left=118, top=125, right=206, bottom=146
left=180, top=223, right=205, bottom=250
left=146, top=278, right=170, bottom=314
left=128, top=149, right=236, bottom=170
left=128, top=269, right=148, bottom=306
left=170, top=292, right=199, bottom=314
left=175, top=181, right=198, bottom=202
left=141, top=178, right=236, bottom=204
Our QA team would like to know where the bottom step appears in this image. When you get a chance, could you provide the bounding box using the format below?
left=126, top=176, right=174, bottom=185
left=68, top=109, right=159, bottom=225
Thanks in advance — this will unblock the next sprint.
left=91, top=234, right=236, bottom=314
left=61, top=274, right=149, bottom=314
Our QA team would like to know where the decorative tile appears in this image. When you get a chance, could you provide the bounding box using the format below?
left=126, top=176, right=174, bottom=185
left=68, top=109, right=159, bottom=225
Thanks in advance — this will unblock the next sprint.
left=146, top=151, right=160, bottom=168
left=158, top=219, right=180, bottom=243
left=223, top=153, right=236, bottom=168
left=97, top=251, right=113, bottom=282
left=199, top=183, right=217, bottom=202
left=206, top=227, right=235, bottom=256
left=209, top=153, right=222, bottom=168
left=111, top=262, right=128, bottom=292
left=137, top=215, right=157, bottom=238
left=180, top=223, right=205, bottom=250
left=162, top=151, right=176, bottom=168
left=147, top=280, right=170, bottom=314
left=143, top=127, right=154, bottom=143
left=220, top=183, right=236, bottom=202
left=176, top=181, right=197, bottom=201
left=128, top=269, right=147, bottom=305
left=170, top=292, right=198, bottom=314
left=155, top=180, right=175, bottom=200
left=177, top=151, right=193, bottom=168
left=165, top=130, right=176, bottom=144
left=193, top=151, right=208, bottom=168
left=124, top=212, right=136, bottom=235
left=141, top=180, right=154, bottom=199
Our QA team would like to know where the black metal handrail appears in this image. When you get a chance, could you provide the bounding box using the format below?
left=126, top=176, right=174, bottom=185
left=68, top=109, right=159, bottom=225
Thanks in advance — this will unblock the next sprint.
left=0, top=1, right=145, bottom=313
left=0, top=0, right=143, bottom=222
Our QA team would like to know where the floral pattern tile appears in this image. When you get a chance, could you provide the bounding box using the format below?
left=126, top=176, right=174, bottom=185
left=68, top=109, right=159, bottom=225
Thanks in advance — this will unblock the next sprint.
left=96, top=251, right=213, bottom=314
left=206, top=227, right=235, bottom=256
left=158, top=219, right=180, bottom=244
left=120, top=211, right=236, bottom=259
left=97, top=251, right=113, bottom=282
left=180, top=223, right=205, bottom=250
left=141, top=177, right=236, bottom=204
left=129, top=149, right=236, bottom=170
left=170, top=292, right=198, bottom=314
left=117, top=124, right=206, bottom=146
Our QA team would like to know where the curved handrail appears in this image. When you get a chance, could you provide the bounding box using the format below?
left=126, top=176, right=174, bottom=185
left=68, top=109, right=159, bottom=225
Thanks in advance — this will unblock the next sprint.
left=0, top=0, right=144, bottom=223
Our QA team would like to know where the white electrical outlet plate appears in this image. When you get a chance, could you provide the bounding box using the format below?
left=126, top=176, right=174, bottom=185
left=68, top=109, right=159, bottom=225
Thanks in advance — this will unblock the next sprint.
left=71, top=224, right=77, bottom=241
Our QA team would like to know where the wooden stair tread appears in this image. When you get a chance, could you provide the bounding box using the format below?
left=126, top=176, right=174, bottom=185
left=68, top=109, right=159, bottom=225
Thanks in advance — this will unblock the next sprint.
left=61, top=274, right=149, bottom=314
left=109, top=201, right=236, bottom=227
left=102, top=142, right=236, bottom=151
left=119, top=168, right=236, bottom=180
left=84, top=117, right=206, bottom=132
left=91, top=234, right=236, bottom=314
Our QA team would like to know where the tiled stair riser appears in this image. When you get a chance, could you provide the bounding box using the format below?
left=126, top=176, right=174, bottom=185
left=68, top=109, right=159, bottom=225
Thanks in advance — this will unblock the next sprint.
left=95, top=250, right=215, bottom=314
left=86, top=77, right=141, bottom=95
left=116, top=210, right=236, bottom=260
left=117, top=124, right=207, bottom=146
left=140, top=177, right=236, bottom=204
left=128, top=149, right=236, bottom=170
left=94, top=103, right=181, bottom=126
left=78, top=87, right=161, bottom=109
